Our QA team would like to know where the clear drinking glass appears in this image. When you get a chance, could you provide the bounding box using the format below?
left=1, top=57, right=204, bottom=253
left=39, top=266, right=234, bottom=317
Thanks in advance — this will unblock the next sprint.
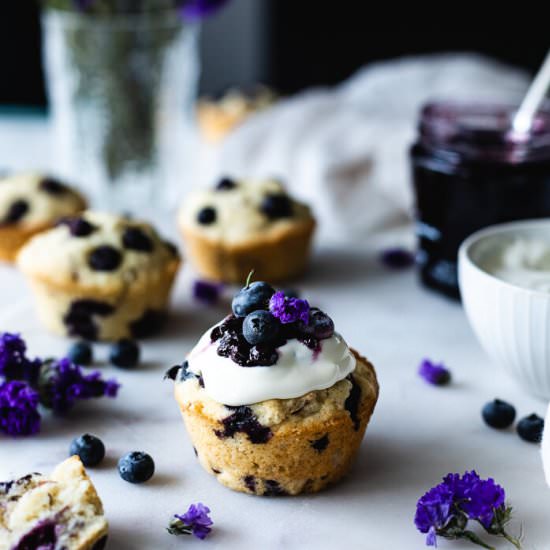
left=42, top=10, right=200, bottom=212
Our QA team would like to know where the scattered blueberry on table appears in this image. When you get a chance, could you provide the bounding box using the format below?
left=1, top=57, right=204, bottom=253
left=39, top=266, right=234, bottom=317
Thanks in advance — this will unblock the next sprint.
left=118, top=451, right=155, bottom=483
left=67, top=340, right=93, bottom=366
left=516, top=413, right=544, bottom=443
left=482, top=399, right=516, bottom=429
left=110, top=339, right=140, bottom=369
left=69, top=434, right=105, bottom=467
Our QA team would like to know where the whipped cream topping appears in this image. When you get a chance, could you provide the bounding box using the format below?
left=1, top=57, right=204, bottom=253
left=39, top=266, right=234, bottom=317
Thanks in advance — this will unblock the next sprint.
left=185, top=325, right=357, bottom=406
left=484, top=238, right=550, bottom=292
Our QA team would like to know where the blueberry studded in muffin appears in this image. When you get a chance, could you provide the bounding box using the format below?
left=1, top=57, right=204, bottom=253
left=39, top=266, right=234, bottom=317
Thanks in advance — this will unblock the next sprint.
left=17, top=211, right=181, bottom=341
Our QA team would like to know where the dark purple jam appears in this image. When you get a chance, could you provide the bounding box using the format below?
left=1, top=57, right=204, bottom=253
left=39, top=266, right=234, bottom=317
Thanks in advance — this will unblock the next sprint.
left=211, top=315, right=321, bottom=367
left=215, top=405, right=272, bottom=444
left=344, top=375, right=361, bottom=431
left=411, top=101, right=550, bottom=299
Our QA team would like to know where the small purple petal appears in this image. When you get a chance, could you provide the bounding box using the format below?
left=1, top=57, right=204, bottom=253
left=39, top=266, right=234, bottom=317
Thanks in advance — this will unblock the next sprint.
left=193, top=280, right=224, bottom=306
left=380, top=247, right=415, bottom=270
left=175, top=502, right=213, bottom=540
left=269, top=291, right=310, bottom=324
left=418, top=359, right=451, bottom=386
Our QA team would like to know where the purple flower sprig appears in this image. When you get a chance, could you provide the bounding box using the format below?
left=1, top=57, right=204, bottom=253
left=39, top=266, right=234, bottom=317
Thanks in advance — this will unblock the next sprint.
left=415, top=471, right=522, bottom=549
left=167, top=503, right=213, bottom=540
left=0, top=332, right=120, bottom=437
left=0, top=333, right=41, bottom=386
left=269, top=291, right=310, bottom=325
left=419, top=359, right=451, bottom=386
left=38, top=358, right=120, bottom=415
left=0, top=381, right=41, bottom=437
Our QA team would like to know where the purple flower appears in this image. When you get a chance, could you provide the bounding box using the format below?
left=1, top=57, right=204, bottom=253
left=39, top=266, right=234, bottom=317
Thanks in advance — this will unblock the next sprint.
left=180, top=0, right=230, bottom=19
left=193, top=280, right=224, bottom=306
left=40, top=358, right=120, bottom=415
left=415, top=484, right=456, bottom=546
left=462, top=476, right=505, bottom=528
left=0, top=333, right=41, bottom=385
left=0, top=381, right=41, bottom=437
left=168, top=502, right=213, bottom=540
left=415, top=471, right=516, bottom=548
left=380, top=247, right=415, bottom=269
left=269, top=291, right=310, bottom=324
left=418, top=359, right=451, bottom=386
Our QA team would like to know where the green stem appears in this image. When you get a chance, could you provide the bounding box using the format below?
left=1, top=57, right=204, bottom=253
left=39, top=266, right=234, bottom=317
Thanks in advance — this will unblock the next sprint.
left=502, top=531, right=522, bottom=549
left=461, top=531, right=496, bottom=550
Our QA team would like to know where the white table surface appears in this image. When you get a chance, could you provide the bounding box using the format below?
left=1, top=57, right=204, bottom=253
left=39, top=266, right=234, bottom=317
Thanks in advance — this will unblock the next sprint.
left=1, top=114, right=549, bottom=550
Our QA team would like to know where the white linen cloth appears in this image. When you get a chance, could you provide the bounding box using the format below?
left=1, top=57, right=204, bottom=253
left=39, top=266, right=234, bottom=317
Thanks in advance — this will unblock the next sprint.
left=196, top=54, right=529, bottom=244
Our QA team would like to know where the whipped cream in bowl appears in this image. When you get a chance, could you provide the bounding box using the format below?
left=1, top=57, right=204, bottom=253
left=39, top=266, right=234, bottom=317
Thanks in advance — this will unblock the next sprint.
left=186, top=325, right=356, bottom=406
left=459, top=219, right=550, bottom=400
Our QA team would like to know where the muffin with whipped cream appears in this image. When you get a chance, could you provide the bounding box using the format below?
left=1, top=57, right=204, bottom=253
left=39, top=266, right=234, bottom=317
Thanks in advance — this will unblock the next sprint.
left=178, top=178, right=315, bottom=283
left=17, top=211, right=181, bottom=341
left=171, top=282, right=379, bottom=496
left=197, top=86, right=276, bottom=143
left=0, top=456, right=108, bottom=550
left=0, top=172, right=86, bottom=262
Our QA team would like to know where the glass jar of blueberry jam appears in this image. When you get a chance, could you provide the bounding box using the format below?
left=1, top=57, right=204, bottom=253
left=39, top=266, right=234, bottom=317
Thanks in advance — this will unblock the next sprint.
left=411, top=101, right=550, bottom=299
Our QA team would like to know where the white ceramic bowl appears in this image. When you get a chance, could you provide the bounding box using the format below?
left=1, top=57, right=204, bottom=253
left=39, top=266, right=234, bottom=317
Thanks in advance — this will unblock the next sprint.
left=459, top=219, right=550, bottom=400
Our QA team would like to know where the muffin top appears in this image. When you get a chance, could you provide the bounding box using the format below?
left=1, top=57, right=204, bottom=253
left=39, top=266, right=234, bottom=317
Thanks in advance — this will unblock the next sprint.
left=0, top=172, right=86, bottom=229
left=17, top=211, right=180, bottom=293
left=172, top=281, right=367, bottom=408
left=178, top=178, right=314, bottom=245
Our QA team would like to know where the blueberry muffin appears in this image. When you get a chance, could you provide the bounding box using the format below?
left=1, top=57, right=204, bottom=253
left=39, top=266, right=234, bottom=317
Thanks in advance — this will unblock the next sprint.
left=171, top=283, right=379, bottom=496
left=0, top=456, right=108, bottom=550
left=0, top=172, right=86, bottom=262
left=178, top=178, right=315, bottom=283
left=197, top=86, right=276, bottom=143
left=17, top=211, right=181, bottom=341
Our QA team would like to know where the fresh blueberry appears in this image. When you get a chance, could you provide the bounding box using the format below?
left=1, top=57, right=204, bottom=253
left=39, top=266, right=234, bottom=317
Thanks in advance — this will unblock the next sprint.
left=232, top=281, right=275, bottom=317
left=118, top=451, right=155, bottom=483
left=197, top=207, right=216, bottom=225
left=69, top=434, right=105, bottom=467
left=260, top=194, right=292, bottom=219
left=59, top=217, right=97, bottom=237
left=516, top=413, right=544, bottom=443
left=110, top=339, right=140, bottom=368
left=215, top=177, right=237, bottom=191
left=481, top=399, right=516, bottom=429
left=67, top=341, right=93, bottom=366
left=122, top=227, right=154, bottom=252
left=304, top=308, right=335, bottom=340
left=88, top=245, right=122, bottom=271
left=39, top=177, right=67, bottom=195
left=243, top=311, right=280, bottom=345
left=2, top=200, right=28, bottom=224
